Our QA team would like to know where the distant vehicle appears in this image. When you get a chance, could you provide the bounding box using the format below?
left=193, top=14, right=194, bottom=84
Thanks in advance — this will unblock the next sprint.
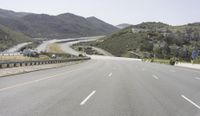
left=51, top=54, right=57, bottom=59
left=22, top=49, right=39, bottom=57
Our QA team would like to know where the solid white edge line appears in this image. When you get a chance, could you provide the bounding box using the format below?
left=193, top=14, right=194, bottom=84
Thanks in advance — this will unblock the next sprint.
left=0, top=66, right=90, bottom=92
left=80, top=90, right=96, bottom=105
left=153, top=75, right=159, bottom=80
left=108, top=73, right=112, bottom=77
left=0, top=73, right=63, bottom=92
left=181, top=95, right=200, bottom=110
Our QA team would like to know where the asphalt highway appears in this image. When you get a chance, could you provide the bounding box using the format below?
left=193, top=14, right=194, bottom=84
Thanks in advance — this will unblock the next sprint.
left=0, top=55, right=200, bottom=116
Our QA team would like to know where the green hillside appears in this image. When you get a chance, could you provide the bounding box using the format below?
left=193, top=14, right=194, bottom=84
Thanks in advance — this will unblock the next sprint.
left=84, top=22, right=200, bottom=61
left=0, top=24, right=31, bottom=51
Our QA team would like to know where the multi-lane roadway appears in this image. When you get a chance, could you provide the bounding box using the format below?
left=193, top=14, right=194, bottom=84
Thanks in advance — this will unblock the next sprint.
left=0, top=55, right=199, bottom=116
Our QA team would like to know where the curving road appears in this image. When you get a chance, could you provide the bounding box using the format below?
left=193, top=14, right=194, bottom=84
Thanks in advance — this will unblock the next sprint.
left=3, top=42, right=32, bottom=53
left=59, top=36, right=102, bottom=56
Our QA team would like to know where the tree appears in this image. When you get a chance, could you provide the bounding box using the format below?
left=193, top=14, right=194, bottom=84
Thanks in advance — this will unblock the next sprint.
left=140, top=42, right=153, bottom=52
left=161, top=43, right=170, bottom=59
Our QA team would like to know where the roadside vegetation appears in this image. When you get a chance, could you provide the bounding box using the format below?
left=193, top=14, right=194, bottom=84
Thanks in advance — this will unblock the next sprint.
left=143, top=58, right=170, bottom=64
left=142, top=57, right=179, bottom=65
left=191, top=58, right=200, bottom=64
left=0, top=55, right=49, bottom=62
left=72, top=45, right=103, bottom=55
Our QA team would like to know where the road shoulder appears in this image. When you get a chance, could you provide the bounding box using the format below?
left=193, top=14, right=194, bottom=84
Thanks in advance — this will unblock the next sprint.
left=0, top=60, right=87, bottom=77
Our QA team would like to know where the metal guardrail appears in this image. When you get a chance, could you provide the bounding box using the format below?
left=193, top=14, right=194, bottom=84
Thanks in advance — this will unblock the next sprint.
left=0, top=57, right=90, bottom=69
left=0, top=52, right=21, bottom=56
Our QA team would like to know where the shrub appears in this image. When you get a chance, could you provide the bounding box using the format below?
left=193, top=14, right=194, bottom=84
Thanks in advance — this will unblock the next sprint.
left=78, top=47, right=83, bottom=51
left=169, top=57, right=177, bottom=65
left=78, top=54, right=84, bottom=57
left=150, top=58, right=154, bottom=62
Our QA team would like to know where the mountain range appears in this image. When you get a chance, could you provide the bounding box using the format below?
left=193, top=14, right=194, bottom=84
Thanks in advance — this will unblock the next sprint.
left=0, top=8, right=118, bottom=39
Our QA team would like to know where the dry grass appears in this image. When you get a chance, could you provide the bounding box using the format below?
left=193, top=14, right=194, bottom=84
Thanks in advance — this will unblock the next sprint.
left=48, top=43, right=64, bottom=53
left=0, top=55, right=49, bottom=61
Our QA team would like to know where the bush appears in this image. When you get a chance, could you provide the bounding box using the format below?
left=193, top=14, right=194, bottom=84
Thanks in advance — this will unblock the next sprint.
left=169, top=57, right=177, bottom=65
left=78, top=47, right=83, bottom=51
left=78, top=54, right=84, bottom=57
left=150, top=58, right=154, bottom=62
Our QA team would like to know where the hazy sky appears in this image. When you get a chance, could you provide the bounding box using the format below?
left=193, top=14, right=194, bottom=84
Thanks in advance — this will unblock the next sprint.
left=0, top=0, right=200, bottom=25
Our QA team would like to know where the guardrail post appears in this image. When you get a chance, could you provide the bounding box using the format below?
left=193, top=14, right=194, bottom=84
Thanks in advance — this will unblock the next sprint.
left=16, top=63, right=20, bottom=67
left=1, top=64, right=5, bottom=68
left=14, top=63, right=17, bottom=67
left=5, top=64, right=8, bottom=68
left=8, top=64, right=11, bottom=68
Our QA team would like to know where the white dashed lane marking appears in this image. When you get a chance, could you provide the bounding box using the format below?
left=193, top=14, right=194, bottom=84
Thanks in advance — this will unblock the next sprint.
left=181, top=95, right=200, bottom=110
left=153, top=75, right=159, bottom=80
left=80, top=90, right=96, bottom=105
left=108, top=73, right=112, bottom=77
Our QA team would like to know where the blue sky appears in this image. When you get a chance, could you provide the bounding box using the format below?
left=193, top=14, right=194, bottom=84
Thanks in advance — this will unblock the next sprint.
left=0, top=0, right=200, bottom=25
